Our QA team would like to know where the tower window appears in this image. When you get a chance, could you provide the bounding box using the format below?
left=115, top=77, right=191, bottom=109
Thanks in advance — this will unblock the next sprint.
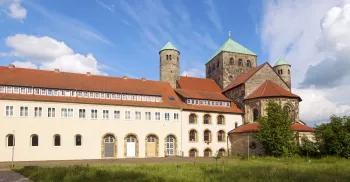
left=166, top=55, right=168, bottom=60
left=288, top=69, right=290, bottom=75
left=229, top=58, right=234, bottom=65
left=247, top=60, right=251, bottom=68
left=253, top=108, right=259, bottom=121
left=238, top=59, right=242, bottom=66
left=229, top=76, right=234, bottom=82
left=281, top=69, right=283, bottom=74
left=169, top=55, right=172, bottom=60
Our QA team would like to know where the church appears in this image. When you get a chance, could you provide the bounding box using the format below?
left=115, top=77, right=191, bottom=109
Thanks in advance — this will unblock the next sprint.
left=0, top=35, right=314, bottom=162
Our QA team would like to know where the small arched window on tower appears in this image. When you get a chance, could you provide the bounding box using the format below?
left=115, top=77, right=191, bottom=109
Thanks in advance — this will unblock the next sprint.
left=247, top=60, right=251, bottom=68
left=229, top=57, right=234, bottom=65
left=229, top=75, right=234, bottom=82
left=253, top=108, right=259, bottom=121
left=169, top=55, right=172, bottom=60
left=280, top=69, right=283, bottom=74
left=238, top=59, right=243, bottom=66
left=166, top=55, right=169, bottom=60
left=177, top=57, right=179, bottom=63
left=288, top=69, right=290, bottom=75
left=277, top=70, right=280, bottom=74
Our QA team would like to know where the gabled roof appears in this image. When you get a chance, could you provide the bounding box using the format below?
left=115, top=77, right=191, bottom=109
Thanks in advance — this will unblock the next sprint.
left=275, top=58, right=289, bottom=66
left=223, top=63, right=267, bottom=92
left=159, top=42, right=178, bottom=53
left=244, top=80, right=301, bottom=101
left=208, top=37, right=256, bottom=61
left=229, top=122, right=315, bottom=134
left=175, top=89, right=231, bottom=101
left=177, top=76, right=222, bottom=92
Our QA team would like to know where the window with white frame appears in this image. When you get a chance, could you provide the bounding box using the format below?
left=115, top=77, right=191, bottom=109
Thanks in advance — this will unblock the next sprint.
left=113, top=110, right=120, bottom=119
left=20, top=87, right=26, bottom=94
left=174, top=113, right=179, bottom=121
left=61, top=108, right=73, bottom=118
left=6, top=86, right=12, bottom=93
left=106, top=93, right=110, bottom=99
left=137, top=95, right=141, bottom=101
left=77, top=91, right=83, bottom=97
left=53, top=89, right=58, bottom=96
left=155, top=112, right=160, bottom=120
left=0, top=86, right=5, bottom=93
left=79, top=109, right=86, bottom=119
left=91, top=109, right=98, bottom=119
left=27, top=88, right=33, bottom=94
left=95, top=92, right=100, bottom=98
left=89, top=92, right=94, bottom=98
left=122, top=94, right=126, bottom=100
left=59, top=90, right=64, bottom=96
left=20, top=106, right=28, bottom=117
left=116, top=94, right=121, bottom=100
left=127, top=95, right=132, bottom=100
left=145, top=112, right=151, bottom=120
left=103, top=110, right=109, bottom=119
left=83, top=92, right=88, bottom=97
left=65, top=90, right=71, bottom=97
left=48, top=107, right=55, bottom=118
left=72, top=91, right=76, bottom=97
left=125, top=111, right=131, bottom=120
left=111, top=94, right=116, bottom=99
left=41, top=89, right=46, bottom=95
left=135, top=111, right=141, bottom=120
left=100, top=93, right=105, bottom=98
left=34, top=107, right=42, bottom=117
left=133, top=95, right=137, bottom=101
left=165, top=113, right=170, bottom=121
left=142, top=95, right=146, bottom=101
left=13, top=87, right=19, bottom=94
left=47, top=89, right=52, bottom=96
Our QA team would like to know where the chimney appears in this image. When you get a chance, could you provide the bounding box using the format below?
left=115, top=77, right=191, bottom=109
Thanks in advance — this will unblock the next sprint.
left=141, top=77, right=146, bottom=81
left=123, top=75, right=128, bottom=79
left=87, top=72, right=91, bottom=76
left=8, top=64, right=15, bottom=68
left=54, top=68, right=60, bottom=73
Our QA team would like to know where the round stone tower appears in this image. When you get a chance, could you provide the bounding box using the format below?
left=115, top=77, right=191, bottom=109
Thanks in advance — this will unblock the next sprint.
left=159, top=42, right=180, bottom=88
left=273, top=58, right=291, bottom=88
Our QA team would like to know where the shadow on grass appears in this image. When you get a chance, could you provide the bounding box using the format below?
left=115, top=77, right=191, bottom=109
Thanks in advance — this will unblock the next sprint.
left=14, top=165, right=165, bottom=182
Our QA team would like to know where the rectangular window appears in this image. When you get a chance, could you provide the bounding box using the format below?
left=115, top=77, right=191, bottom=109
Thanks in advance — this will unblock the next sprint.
left=145, top=112, right=151, bottom=120
left=191, top=100, right=194, bottom=104
left=142, top=95, right=146, bottom=101
left=133, top=95, right=137, bottom=101
left=106, top=93, right=110, bottom=99
left=20, top=87, right=26, bottom=94
left=83, top=92, right=88, bottom=97
left=113, top=110, right=120, bottom=119
left=20, top=106, right=28, bottom=117
left=135, top=111, right=141, bottom=120
left=48, top=107, right=56, bottom=118
left=6, top=86, right=12, bottom=93
left=200, top=100, right=203, bottom=105
left=61, top=108, right=73, bottom=118
left=174, top=113, right=179, bottom=121
left=65, top=90, right=71, bottom=97
left=13, top=87, right=19, bottom=94
left=5, top=106, right=14, bottom=116
left=72, top=91, right=76, bottom=97
left=91, top=109, right=98, bottom=119
left=89, top=92, right=94, bottom=98
left=77, top=91, right=83, bottom=97
left=125, top=111, right=131, bottom=120
left=165, top=113, right=170, bottom=121
left=34, top=107, right=42, bottom=117
left=79, top=109, right=86, bottom=119
left=137, top=95, right=141, bottom=101
left=155, top=112, right=160, bottom=120
left=53, top=89, right=58, bottom=96
left=0, top=86, right=5, bottom=93
left=100, top=93, right=105, bottom=98
left=111, top=94, right=116, bottom=99
left=187, top=99, right=191, bottom=104
left=41, top=89, right=46, bottom=95
left=95, top=92, right=100, bottom=98
left=116, top=94, right=121, bottom=100
left=47, top=89, right=52, bottom=96
left=60, top=90, right=64, bottom=96
left=122, top=94, right=126, bottom=100
left=103, top=110, right=109, bottom=119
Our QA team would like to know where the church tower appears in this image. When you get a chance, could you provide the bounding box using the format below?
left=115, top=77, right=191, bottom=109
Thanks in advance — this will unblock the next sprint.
left=159, top=42, right=180, bottom=88
left=273, top=58, right=291, bottom=88
left=205, top=32, right=258, bottom=89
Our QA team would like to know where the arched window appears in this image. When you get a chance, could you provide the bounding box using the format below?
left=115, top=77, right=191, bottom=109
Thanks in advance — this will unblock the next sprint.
left=288, top=69, right=290, bottom=75
left=189, top=114, right=197, bottom=124
left=280, top=69, right=283, bottom=74
left=54, top=134, right=61, bottom=146
left=203, top=114, right=211, bottom=124
left=218, top=130, right=225, bottom=142
left=238, top=59, right=243, bottom=66
left=253, top=108, right=259, bottom=121
left=31, top=134, right=38, bottom=146
left=229, top=75, right=234, bottom=82
left=217, top=115, right=225, bottom=125
left=189, top=130, right=197, bottom=142
left=235, top=122, right=238, bottom=128
left=166, top=55, right=168, bottom=60
left=283, top=105, right=294, bottom=121
left=204, top=130, right=211, bottom=142
left=229, top=58, right=234, bottom=65
left=218, top=148, right=226, bottom=156
left=204, top=148, right=212, bottom=157
left=75, top=134, right=82, bottom=146
left=169, top=55, right=172, bottom=60
left=247, top=60, right=251, bottom=68
left=189, top=148, right=197, bottom=157
left=283, top=106, right=291, bottom=114
left=6, top=134, right=15, bottom=147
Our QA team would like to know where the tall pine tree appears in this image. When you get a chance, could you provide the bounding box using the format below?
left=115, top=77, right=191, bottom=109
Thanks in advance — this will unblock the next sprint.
left=255, top=101, right=296, bottom=156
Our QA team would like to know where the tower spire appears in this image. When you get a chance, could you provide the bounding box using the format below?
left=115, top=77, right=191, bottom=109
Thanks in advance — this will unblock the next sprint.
left=228, top=31, right=231, bottom=39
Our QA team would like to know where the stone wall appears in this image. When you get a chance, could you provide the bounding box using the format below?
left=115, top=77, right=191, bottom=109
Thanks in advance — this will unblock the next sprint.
left=229, top=133, right=264, bottom=156
left=273, top=65, right=291, bottom=88
left=223, top=84, right=245, bottom=110
left=205, top=53, right=223, bottom=88
left=245, top=64, right=290, bottom=95
left=160, top=50, right=180, bottom=88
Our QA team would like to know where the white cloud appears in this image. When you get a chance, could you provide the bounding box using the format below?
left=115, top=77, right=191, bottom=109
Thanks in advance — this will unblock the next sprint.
left=12, top=61, right=37, bottom=69
left=261, top=0, right=350, bottom=124
left=181, top=68, right=205, bottom=78
left=8, top=0, right=26, bottom=20
left=96, top=0, right=115, bottom=12
left=204, top=0, right=223, bottom=32
left=3, top=34, right=106, bottom=75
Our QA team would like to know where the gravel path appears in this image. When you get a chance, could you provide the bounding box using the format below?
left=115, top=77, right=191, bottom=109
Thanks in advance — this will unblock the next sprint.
left=0, top=170, right=32, bottom=182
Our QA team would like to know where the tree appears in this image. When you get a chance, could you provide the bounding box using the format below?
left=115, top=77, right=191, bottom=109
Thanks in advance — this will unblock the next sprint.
left=299, top=136, right=318, bottom=158
left=315, top=115, right=350, bottom=158
left=255, top=101, right=296, bottom=157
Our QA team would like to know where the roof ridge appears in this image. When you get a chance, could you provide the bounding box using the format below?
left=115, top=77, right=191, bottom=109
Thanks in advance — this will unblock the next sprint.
left=260, top=81, right=269, bottom=97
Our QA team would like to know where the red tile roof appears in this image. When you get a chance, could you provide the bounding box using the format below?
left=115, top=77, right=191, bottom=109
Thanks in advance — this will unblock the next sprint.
left=175, top=89, right=231, bottom=101
left=223, top=63, right=267, bottom=92
left=244, top=80, right=301, bottom=101
left=229, top=122, right=315, bottom=134
left=182, top=102, right=242, bottom=114
left=177, top=76, right=222, bottom=92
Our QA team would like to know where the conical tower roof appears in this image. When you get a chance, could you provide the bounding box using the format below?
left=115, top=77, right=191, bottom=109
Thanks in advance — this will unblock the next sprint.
left=209, top=37, right=256, bottom=61
left=159, top=42, right=178, bottom=53
left=275, top=58, right=289, bottom=66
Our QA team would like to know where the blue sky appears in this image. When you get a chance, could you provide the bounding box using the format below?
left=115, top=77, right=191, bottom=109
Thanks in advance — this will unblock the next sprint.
left=1, top=0, right=350, bottom=125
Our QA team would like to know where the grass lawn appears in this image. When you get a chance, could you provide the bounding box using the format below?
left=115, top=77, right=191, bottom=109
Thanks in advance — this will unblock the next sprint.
left=13, top=157, right=350, bottom=182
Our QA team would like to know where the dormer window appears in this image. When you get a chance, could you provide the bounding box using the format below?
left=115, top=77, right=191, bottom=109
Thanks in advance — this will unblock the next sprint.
left=6, top=86, right=13, bottom=93
left=60, top=90, right=64, bottom=96
left=77, top=91, right=83, bottom=97
left=65, top=90, right=71, bottom=97
left=137, top=95, right=141, bottom=101
left=83, top=92, right=88, bottom=97
left=53, top=89, right=58, bottom=96
left=34, top=88, right=40, bottom=95
left=13, top=87, right=19, bottom=94
left=133, top=95, right=137, bottom=101
left=41, top=89, right=46, bottom=95
left=0, top=86, right=5, bottom=93
left=48, top=89, right=52, bottom=96
left=72, top=91, right=76, bottom=97
left=20, top=87, right=26, bottom=94
left=100, top=93, right=105, bottom=98
left=122, top=94, right=126, bottom=100
left=117, top=94, right=121, bottom=100
left=95, top=92, right=100, bottom=98
left=89, top=92, right=94, bottom=98
left=28, top=88, right=33, bottom=94
left=106, top=93, right=110, bottom=99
